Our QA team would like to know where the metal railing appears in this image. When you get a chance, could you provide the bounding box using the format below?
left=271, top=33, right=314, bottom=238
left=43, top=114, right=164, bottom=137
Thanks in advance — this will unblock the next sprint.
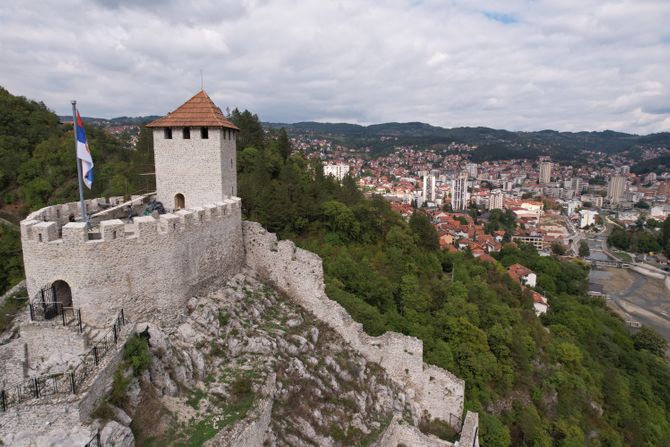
left=29, top=301, right=82, bottom=333
left=29, top=301, right=62, bottom=321
left=71, top=309, right=126, bottom=393
left=1, top=309, right=127, bottom=412
left=84, top=431, right=101, bottom=447
left=62, top=307, right=83, bottom=332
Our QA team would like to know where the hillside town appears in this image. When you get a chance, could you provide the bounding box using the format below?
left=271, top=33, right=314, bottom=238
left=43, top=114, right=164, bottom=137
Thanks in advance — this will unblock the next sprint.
left=291, top=135, right=670, bottom=317
left=301, top=136, right=670, bottom=258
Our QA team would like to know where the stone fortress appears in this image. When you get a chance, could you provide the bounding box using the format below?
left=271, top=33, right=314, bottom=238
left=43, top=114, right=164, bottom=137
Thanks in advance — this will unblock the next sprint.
left=4, top=91, right=479, bottom=446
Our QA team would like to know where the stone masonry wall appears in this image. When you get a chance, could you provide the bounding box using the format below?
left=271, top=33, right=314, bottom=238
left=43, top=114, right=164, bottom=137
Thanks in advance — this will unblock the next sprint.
left=375, top=416, right=454, bottom=447
left=153, top=127, right=237, bottom=209
left=242, top=221, right=465, bottom=427
left=21, top=198, right=244, bottom=327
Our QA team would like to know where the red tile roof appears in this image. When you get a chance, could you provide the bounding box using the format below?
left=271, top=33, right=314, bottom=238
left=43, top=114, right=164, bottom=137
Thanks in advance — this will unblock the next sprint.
left=147, top=90, right=239, bottom=130
left=507, top=263, right=533, bottom=284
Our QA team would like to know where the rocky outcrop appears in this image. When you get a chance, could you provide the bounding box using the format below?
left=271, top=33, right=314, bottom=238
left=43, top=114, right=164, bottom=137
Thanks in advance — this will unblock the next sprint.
left=100, top=420, right=134, bottom=447
left=119, top=271, right=432, bottom=446
left=243, top=221, right=465, bottom=427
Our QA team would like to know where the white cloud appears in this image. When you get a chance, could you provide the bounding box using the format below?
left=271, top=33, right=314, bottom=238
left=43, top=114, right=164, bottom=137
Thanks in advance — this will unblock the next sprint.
left=0, top=0, right=668, bottom=133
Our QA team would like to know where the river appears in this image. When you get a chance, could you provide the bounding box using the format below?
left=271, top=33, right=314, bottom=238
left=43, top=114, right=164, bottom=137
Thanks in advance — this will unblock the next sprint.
left=585, top=232, right=670, bottom=348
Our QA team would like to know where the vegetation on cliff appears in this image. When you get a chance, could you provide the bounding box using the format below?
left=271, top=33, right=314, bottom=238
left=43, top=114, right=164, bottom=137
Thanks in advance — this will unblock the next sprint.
left=234, top=114, right=670, bottom=446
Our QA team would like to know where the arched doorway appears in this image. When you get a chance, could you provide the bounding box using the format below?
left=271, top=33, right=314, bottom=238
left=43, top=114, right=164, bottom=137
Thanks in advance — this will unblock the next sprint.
left=33, top=280, right=72, bottom=320
left=175, top=193, right=185, bottom=210
left=52, top=280, right=72, bottom=308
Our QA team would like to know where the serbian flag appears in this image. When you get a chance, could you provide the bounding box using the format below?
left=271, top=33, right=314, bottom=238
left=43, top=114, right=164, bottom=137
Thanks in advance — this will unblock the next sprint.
left=75, top=111, right=94, bottom=189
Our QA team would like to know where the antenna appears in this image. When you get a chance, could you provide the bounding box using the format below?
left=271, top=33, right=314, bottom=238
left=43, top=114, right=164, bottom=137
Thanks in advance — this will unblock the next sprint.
left=200, top=69, right=204, bottom=90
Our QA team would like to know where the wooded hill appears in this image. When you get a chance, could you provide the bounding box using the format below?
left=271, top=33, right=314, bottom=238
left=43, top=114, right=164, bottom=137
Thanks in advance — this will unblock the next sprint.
left=266, top=121, right=670, bottom=167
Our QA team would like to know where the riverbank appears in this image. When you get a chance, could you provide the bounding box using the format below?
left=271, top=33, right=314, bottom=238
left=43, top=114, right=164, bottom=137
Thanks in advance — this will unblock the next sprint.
left=589, top=268, right=670, bottom=344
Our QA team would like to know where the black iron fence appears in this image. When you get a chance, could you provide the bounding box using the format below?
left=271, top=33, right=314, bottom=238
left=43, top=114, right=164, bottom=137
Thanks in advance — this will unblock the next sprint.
left=29, top=300, right=61, bottom=321
left=29, top=302, right=82, bottom=333
left=71, top=309, right=126, bottom=393
left=63, top=307, right=83, bottom=332
left=0, top=309, right=127, bottom=412
left=84, top=430, right=101, bottom=447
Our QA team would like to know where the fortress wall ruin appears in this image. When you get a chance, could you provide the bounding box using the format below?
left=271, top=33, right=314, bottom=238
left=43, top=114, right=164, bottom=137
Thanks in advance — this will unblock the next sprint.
left=242, top=221, right=465, bottom=426
left=20, top=198, right=244, bottom=327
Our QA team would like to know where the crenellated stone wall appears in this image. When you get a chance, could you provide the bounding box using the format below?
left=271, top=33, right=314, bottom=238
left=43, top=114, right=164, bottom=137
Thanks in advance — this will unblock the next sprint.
left=242, top=221, right=465, bottom=427
left=20, top=197, right=244, bottom=327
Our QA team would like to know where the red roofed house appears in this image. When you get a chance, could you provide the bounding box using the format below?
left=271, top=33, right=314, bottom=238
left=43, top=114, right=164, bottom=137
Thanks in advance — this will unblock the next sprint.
left=531, top=291, right=549, bottom=315
left=507, top=263, right=537, bottom=288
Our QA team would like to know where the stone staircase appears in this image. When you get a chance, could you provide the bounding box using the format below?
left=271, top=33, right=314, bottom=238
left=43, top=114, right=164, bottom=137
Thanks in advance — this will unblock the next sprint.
left=79, top=321, right=106, bottom=348
left=0, top=309, right=130, bottom=413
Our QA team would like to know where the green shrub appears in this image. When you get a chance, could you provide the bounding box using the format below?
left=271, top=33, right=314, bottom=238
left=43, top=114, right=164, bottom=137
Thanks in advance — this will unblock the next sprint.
left=124, top=334, right=151, bottom=375
left=230, top=376, right=252, bottom=401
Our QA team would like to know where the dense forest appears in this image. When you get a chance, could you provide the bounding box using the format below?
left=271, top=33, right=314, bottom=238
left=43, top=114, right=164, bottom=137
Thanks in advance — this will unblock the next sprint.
left=607, top=219, right=670, bottom=256
left=2, top=87, right=670, bottom=446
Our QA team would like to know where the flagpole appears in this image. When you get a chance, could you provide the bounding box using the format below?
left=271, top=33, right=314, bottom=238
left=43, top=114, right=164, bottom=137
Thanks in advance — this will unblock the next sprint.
left=71, top=100, right=89, bottom=226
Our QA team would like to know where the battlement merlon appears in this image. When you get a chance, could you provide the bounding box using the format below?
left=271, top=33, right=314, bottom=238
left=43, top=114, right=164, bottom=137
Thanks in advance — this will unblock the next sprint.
left=20, top=197, right=242, bottom=245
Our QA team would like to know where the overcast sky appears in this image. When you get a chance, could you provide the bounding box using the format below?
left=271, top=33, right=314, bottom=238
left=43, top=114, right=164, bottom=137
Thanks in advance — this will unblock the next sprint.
left=1, top=0, right=669, bottom=133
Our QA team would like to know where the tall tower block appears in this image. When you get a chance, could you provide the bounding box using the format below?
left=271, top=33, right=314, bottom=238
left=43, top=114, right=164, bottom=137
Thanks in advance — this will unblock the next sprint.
left=147, top=91, right=239, bottom=210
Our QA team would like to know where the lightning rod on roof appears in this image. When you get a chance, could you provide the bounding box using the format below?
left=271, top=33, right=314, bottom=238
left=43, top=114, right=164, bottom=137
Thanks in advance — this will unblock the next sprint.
left=200, top=69, right=204, bottom=91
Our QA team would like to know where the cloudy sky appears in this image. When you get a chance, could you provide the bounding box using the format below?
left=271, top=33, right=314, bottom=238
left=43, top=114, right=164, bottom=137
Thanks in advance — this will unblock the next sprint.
left=1, top=0, right=669, bottom=133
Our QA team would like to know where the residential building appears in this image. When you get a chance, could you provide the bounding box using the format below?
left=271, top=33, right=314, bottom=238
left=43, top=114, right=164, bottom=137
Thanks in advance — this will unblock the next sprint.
left=539, top=162, right=552, bottom=184
left=507, top=263, right=537, bottom=288
left=579, top=209, right=598, bottom=228
left=422, top=174, right=436, bottom=202
left=607, top=175, right=626, bottom=204
left=512, top=233, right=544, bottom=251
left=488, top=189, right=504, bottom=210
left=465, top=163, right=478, bottom=179
left=451, top=171, right=469, bottom=211
left=323, top=163, right=350, bottom=181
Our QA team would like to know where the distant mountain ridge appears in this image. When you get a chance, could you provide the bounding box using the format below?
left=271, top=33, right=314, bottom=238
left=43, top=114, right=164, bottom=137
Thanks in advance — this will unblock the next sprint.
left=265, top=121, right=670, bottom=165
left=57, top=112, right=670, bottom=168
left=58, top=115, right=161, bottom=126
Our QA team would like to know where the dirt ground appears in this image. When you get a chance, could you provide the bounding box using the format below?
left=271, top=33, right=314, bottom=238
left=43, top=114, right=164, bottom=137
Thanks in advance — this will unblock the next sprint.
left=591, top=267, right=670, bottom=344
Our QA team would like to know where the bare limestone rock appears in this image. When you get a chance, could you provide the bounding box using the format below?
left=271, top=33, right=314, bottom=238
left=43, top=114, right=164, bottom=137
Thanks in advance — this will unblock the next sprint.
left=100, top=420, right=134, bottom=447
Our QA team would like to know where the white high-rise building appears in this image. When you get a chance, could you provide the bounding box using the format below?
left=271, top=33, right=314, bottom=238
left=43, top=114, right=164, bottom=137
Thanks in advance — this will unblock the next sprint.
left=488, top=189, right=504, bottom=210
left=323, top=163, right=350, bottom=181
left=607, top=175, right=626, bottom=204
left=465, top=163, right=478, bottom=179
left=422, top=174, right=436, bottom=202
left=579, top=209, right=598, bottom=228
left=567, top=178, right=581, bottom=193
left=451, top=171, right=469, bottom=211
left=539, top=162, right=552, bottom=184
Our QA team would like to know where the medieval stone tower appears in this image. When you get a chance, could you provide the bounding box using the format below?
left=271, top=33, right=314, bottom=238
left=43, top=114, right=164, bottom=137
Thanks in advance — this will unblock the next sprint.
left=147, top=90, right=239, bottom=210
